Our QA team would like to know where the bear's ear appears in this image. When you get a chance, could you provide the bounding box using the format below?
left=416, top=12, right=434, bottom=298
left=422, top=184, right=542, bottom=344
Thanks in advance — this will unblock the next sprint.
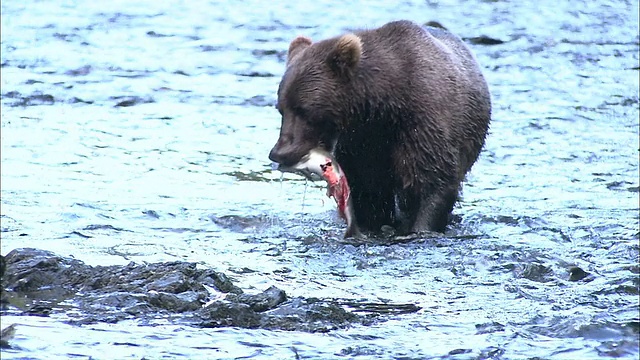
left=287, top=36, right=312, bottom=64
left=327, top=33, right=362, bottom=77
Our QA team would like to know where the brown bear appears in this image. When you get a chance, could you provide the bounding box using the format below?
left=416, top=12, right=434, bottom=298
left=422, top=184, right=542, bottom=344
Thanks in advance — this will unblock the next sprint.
left=269, top=20, right=491, bottom=236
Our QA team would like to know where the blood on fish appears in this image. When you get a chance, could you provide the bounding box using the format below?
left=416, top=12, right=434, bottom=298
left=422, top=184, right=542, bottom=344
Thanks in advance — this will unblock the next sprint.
left=320, top=159, right=350, bottom=221
left=283, top=149, right=359, bottom=238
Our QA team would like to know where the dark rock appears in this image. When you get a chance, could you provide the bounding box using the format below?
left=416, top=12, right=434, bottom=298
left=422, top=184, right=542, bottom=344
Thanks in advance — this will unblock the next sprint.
left=1, top=248, right=234, bottom=322
left=111, top=96, right=155, bottom=107
left=148, top=291, right=203, bottom=312
left=3, top=91, right=22, bottom=98
left=2, top=248, right=84, bottom=294
left=146, top=31, right=172, bottom=38
left=3, top=92, right=55, bottom=106
left=0, top=248, right=386, bottom=332
left=27, top=93, right=55, bottom=105
left=65, top=65, right=92, bottom=76
left=424, top=21, right=446, bottom=29
left=476, top=321, right=505, bottom=334
left=236, top=285, right=287, bottom=312
left=0, top=255, right=5, bottom=279
left=259, top=297, right=364, bottom=333
left=142, top=210, right=161, bottom=219
left=448, top=348, right=472, bottom=355
left=197, top=269, right=242, bottom=294
left=199, top=302, right=261, bottom=328
left=568, top=266, right=590, bottom=281
left=464, top=35, right=505, bottom=45
left=478, top=346, right=505, bottom=359
left=0, top=324, right=16, bottom=349
left=238, top=71, right=275, bottom=78
left=24, top=303, right=52, bottom=316
left=520, top=262, right=554, bottom=283
left=68, top=97, right=94, bottom=104
left=82, top=224, right=127, bottom=232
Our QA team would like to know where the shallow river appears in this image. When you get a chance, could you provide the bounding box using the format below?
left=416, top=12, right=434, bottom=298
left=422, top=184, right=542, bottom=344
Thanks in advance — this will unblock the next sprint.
left=1, top=0, right=639, bottom=359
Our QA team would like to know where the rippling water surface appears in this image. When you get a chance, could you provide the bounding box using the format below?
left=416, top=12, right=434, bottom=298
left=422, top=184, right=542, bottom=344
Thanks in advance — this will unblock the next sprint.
left=1, top=0, right=639, bottom=358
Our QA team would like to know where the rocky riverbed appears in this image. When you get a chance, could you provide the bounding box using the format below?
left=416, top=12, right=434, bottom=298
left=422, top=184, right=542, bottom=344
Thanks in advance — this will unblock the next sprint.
left=2, top=248, right=420, bottom=332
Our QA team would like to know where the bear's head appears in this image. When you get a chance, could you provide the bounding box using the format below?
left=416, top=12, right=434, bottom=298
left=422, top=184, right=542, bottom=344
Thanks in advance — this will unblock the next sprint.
left=268, top=33, right=363, bottom=168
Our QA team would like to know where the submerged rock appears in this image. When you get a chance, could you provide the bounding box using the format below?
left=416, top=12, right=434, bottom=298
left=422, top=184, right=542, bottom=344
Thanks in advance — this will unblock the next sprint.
left=0, top=323, right=16, bottom=349
left=0, top=248, right=417, bottom=332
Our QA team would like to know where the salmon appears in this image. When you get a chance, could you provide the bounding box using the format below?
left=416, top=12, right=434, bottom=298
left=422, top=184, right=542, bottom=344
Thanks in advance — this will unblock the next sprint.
left=275, top=149, right=360, bottom=238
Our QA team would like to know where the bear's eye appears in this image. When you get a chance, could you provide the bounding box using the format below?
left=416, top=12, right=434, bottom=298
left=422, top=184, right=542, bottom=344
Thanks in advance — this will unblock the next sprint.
left=293, top=105, right=307, bottom=118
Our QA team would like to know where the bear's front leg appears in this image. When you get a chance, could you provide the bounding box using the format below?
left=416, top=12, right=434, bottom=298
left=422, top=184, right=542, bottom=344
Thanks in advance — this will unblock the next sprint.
left=412, top=184, right=459, bottom=233
left=393, top=189, right=421, bottom=235
left=349, top=185, right=396, bottom=234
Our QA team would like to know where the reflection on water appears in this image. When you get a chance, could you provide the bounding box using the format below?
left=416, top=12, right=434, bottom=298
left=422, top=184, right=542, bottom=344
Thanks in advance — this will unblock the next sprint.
left=1, top=0, right=639, bottom=358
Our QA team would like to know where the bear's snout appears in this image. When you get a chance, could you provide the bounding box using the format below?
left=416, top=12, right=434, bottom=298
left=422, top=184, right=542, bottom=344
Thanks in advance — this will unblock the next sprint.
left=268, top=146, right=285, bottom=165
left=268, top=143, right=300, bottom=168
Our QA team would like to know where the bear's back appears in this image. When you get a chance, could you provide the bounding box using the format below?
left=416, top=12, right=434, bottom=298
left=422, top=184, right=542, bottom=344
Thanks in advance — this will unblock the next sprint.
left=341, top=21, right=491, bottom=188
left=360, top=20, right=491, bottom=178
left=355, top=20, right=489, bottom=112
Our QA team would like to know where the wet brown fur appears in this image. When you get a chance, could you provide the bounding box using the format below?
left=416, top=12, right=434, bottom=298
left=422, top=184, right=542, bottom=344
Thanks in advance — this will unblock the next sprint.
left=270, top=20, right=491, bottom=235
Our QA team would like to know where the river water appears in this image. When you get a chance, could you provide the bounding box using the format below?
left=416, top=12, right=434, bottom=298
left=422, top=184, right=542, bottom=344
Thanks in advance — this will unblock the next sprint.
left=1, top=0, right=639, bottom=359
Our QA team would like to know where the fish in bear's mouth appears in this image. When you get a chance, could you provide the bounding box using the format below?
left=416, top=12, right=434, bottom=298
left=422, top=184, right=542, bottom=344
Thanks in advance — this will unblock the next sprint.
left=271, top=149, right=360, bottom=238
